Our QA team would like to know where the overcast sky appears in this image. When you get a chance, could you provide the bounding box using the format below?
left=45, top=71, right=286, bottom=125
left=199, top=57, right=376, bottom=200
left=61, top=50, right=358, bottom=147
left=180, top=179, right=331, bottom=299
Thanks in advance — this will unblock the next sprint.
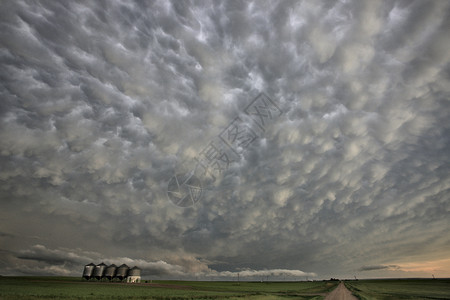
left=1, top=0, right=449, bottom=280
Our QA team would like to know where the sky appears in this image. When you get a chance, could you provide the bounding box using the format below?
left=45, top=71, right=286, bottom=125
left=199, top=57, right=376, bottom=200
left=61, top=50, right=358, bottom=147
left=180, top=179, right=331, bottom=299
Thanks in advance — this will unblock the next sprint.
left=0, top=0, right=449, bottom=280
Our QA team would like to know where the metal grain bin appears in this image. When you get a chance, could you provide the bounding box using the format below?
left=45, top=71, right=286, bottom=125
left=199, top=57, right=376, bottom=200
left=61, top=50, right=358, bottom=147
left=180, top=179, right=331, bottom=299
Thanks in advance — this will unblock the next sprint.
left=82, top=263, right=96, bottom=280
left=104, top=264, right=117, bottom=281
left=93, top=262, right=107, bottom=280
left=115, top=264, right=129, bottom=280
left=127, top=266, right=141, bottom=277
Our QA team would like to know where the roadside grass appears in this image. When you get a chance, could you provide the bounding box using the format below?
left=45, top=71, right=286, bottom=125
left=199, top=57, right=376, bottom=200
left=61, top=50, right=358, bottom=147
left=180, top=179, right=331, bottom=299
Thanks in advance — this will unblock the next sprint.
left=344, top=279, right=450, bottom=300
left=0, top=276, right=336, bottom=299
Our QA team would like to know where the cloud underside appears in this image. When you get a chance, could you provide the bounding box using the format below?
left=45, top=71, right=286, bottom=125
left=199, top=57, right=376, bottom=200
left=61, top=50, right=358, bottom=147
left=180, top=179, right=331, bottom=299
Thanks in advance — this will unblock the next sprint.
left=0, top=0, right=449, bottom=278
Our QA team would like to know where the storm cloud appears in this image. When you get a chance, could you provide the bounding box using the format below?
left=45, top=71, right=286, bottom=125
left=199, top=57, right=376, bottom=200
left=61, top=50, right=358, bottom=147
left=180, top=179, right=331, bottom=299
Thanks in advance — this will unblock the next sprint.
left=0, top=0, right=449, bottom=279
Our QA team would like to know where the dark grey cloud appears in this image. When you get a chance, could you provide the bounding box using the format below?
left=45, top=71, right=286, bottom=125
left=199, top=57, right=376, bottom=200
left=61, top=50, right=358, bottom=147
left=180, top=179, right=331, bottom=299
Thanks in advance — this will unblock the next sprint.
left=359, top=265, right=400, bottom=272
left=7, top=244, right=314, bottom=279
left=17, top=245, right=87, bottom=265
left=1, top=0, right=449, bottom=279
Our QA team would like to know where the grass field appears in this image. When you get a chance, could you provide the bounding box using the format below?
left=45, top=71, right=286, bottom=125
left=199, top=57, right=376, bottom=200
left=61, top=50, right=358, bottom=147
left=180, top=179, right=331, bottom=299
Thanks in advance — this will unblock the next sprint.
left=0, top=276, right=338, bottom=299
left=344, top=279, right=450, bottom=300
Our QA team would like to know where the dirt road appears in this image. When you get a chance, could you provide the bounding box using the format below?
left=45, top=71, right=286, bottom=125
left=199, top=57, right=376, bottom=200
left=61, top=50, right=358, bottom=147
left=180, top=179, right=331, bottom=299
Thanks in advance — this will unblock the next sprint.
left=324, top=282, right=358, bottom=300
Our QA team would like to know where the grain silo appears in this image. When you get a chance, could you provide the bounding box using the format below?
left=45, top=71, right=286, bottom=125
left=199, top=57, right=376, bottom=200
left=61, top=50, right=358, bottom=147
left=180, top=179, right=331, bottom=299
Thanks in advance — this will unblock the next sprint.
left=115, top=264, right=129, bottom=281
left=82, top=263, right=96, bottom=280
left=104, top=264, right=117, bottom=281
left=93, top=262, right=107, bottom=280
left=127, top=266, right=141, bottom=283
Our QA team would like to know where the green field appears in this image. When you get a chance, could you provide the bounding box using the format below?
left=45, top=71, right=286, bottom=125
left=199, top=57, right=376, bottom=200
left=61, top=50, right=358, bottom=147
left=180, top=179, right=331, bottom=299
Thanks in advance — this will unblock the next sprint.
left=0, top=276, right=337, bottom=299
left=344, top=279, right=450, bottom=300
left=3, top=277, right=448, bottom=299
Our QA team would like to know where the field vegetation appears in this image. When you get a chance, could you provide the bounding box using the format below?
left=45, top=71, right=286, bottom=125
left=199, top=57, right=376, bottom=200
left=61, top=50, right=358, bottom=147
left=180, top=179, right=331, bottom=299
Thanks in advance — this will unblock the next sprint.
left=344, top=279, right=450, bottom=300
left=0, top=276, right=337, bottom=299
left=3, top=276, right=447, bottom=299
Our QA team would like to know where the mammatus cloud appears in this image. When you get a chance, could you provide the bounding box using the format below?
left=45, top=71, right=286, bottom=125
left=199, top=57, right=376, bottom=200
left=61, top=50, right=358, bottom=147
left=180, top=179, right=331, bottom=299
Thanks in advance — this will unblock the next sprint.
left=0, top=0, right=449, bottom=279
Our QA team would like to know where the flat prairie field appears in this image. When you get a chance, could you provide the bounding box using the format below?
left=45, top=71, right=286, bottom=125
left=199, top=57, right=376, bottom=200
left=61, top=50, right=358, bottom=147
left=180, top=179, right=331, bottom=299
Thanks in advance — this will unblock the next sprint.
left=344, top=279, right=450, bottom=300
left=0, top=276, right=337, bottom=299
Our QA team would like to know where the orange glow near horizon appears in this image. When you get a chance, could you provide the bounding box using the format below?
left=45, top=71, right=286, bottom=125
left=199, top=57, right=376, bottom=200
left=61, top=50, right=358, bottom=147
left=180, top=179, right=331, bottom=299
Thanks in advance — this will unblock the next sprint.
left=394, top=258, right=450, bottom=277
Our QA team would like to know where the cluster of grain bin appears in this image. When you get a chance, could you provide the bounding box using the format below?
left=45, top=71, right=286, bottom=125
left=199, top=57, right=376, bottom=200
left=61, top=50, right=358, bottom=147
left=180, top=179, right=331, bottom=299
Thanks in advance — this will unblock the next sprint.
left=82, top=263, right=141, bottom=283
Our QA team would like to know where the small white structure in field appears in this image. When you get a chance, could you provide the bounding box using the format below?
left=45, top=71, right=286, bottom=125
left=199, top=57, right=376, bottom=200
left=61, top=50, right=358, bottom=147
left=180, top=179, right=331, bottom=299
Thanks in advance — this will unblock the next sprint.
left=127, top=266, right=141, bottom=283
